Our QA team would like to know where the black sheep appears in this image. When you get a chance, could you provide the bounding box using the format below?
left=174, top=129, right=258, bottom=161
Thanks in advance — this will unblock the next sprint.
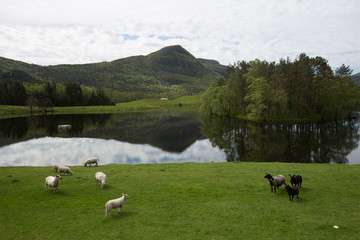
left=289, top=174, right=302, bottom=188
left=284, top=185, right=299, bottom=201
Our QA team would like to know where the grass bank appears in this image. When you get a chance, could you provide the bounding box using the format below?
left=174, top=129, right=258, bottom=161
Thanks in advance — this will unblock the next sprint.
left=0, top=95, right=202, bottom=119
left=1, top=162, right=359, bottom=239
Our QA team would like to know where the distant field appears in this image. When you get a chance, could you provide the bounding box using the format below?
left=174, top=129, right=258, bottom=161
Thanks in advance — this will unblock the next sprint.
left=0, top=95, right=202, bottom=119
left=0, top=162, right=359, bottom=239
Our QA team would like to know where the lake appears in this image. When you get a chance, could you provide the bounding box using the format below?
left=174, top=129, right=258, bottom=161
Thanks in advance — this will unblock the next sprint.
left=0, top=110, right=359, bottom=166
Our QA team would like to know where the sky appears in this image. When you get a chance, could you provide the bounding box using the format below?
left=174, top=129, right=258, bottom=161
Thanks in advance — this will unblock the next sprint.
left=0, top=137, right=226, bottom=166
left=0, top=0, right=359, bottom=73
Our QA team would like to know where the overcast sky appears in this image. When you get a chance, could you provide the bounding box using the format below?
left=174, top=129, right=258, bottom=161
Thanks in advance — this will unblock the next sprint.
left=0, top=0, right=359, bottom=73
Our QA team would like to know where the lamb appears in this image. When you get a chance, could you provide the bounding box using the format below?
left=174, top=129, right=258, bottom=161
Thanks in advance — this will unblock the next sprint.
left=58, top=166, right=73, bottom=176
left=264, top=173, right=287, bottom=193
left=84, top=157, right=99, bottom=167
left=284, top=184, right=299, bottom=201
left=105, top=193, right=130, bottom=219
left=45, top=175, right=62, bottom=193
left=289, top=174, right=302, bottom=188
left=95, top=172, right=106, bottom=188
left=53, top=164, right=60, bottom=172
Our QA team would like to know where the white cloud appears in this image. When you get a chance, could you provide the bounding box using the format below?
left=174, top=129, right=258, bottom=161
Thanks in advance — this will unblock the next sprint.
left=0, top=137, right=226, bottom=166
left=0, top=0, right=359, bottom=72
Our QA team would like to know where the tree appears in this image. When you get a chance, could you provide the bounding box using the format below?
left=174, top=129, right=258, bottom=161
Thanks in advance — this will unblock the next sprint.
left=65, top=82, right=83, bottom=106
left=37, top=98, right=54, bottom=113
left=26, top=96, right=37, bottom=115
left=335, top=64, right=353, bottom=77
left=293, top=53, right=314, bottom=118
left=200, top=55, right=360, bottom=121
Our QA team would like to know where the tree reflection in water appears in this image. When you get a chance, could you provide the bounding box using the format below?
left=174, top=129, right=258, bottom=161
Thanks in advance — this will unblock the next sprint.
left=200, top=116, right=360, bottom=164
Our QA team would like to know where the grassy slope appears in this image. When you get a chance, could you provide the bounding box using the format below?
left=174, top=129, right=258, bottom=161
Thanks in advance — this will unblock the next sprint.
left=1, top=45, right=223, bottom=94
left=0, top=95, right=202, bottom=119
left=1, top=162, right=359, bottom=239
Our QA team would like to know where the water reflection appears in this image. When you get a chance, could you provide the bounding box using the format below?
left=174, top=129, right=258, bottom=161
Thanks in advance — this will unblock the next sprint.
left=1, top=111, right=360, bottom=166
left=201, top=116, right=360, bottom=164
left=0, top=111, right=203, bottom=153
left=0, top=137, right=225, bottom=166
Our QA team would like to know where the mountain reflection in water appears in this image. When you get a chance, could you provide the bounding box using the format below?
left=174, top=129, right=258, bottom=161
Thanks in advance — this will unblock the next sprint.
left=1, top=111, right=360, bottom=166
left=0, top=137, right=224, bottom=166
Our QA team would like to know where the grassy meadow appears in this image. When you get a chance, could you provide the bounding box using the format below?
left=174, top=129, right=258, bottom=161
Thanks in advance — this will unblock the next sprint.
left=0, top=95, right=202, bottom=119
left=1, top=162, right=359, bottom=239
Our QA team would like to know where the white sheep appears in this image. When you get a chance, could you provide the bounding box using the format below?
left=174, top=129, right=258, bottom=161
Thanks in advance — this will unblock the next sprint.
left=84, top=157, right=99, bottom=167
left=53, top=164, right=60, bottom=172
left=58, top=166, right=73, bottom=176
left=105, top=193, right=130, bottom=219
left=45, top=175, right=62, bottom=193
left=95, top=172, right=106, bottom=188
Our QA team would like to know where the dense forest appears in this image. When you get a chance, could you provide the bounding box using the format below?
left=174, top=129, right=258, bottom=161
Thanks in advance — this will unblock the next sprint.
left=0, top=79, right=114, bottom=111
left=200, top=54, right=360, bottom=121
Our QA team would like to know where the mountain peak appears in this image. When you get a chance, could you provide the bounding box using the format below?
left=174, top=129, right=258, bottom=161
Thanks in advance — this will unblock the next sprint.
left=146, top=45, right=203, bottom=77
left=148, top=45, right=192, bottom=58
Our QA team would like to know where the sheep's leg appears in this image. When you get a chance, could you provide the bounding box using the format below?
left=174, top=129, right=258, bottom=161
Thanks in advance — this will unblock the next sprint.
left=118, top=204, right=123, bottom=213
left=105, top=209, right=113, bottom=219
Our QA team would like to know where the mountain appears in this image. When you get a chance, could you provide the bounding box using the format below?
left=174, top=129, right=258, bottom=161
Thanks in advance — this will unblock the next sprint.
left=351, top=72, right=360, bottom=86
left=0, top=45, right=226, bottom=95
left=197, top=58, right=226, bottom=77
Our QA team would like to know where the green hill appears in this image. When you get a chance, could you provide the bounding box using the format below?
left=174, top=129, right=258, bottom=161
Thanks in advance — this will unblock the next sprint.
left=351, top=72, right=360, bottom=86
left=0, top=45, right=226, bottom=95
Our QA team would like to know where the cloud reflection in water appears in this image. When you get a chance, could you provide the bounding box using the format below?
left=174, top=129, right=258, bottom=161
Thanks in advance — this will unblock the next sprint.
left=0, top=137, right=226, bottom=166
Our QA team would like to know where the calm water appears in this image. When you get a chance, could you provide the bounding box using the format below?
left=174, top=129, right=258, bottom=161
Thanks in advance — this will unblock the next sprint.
left=0, top=111, right=359, bottom=166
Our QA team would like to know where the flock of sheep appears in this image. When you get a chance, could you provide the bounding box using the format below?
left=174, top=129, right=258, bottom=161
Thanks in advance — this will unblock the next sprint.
left=45, top=158, right=301, bottom=220
left=264, top=173, right=303, bottom=201
left=45, top=157, right=130, bottom=219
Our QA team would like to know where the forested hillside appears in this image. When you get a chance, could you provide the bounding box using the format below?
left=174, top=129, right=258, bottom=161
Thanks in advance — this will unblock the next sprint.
left=0, top=45, right=225, bottom=107
left=0, top=45, right=225, bottom=96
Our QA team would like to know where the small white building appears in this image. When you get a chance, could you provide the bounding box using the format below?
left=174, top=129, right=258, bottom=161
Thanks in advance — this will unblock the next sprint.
left=58, top=124, right=71, bottom=130
left=160, top=98, right=168, bottom=101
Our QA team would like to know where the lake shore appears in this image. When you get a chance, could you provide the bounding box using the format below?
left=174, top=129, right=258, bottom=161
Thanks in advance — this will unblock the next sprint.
left=1, top=162, right=359, bottom=239
left=0, top=95, right=202, bottom=119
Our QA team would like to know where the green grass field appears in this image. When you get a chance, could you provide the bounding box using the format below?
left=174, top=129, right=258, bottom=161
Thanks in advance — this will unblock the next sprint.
left=1, top=162, right=359, bottom=239
left=0, top=95, right=202, bottom=119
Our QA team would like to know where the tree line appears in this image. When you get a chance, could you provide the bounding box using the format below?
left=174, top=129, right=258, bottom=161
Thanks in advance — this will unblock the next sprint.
left=0, top=80, right=114, bottom=110
left=200, top=53, right=359, bottom=121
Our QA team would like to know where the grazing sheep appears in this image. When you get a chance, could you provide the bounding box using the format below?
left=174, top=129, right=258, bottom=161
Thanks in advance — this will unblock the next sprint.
left=289, top=174, right=302, bottom=188
left=264, top=173, right=287, bottom=193
left=84, top=157, right=99, bottom=167
left=284, top=184, right=299, bottom=201
left=58, top=166, right=73, bottom=176
left=53, top=164, right=60, bottom=172
left=105, top=193, right=130, bottom=219
left=45, top=175, right=62, bottom=193
left=95, top=172, right=106, bottom=188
